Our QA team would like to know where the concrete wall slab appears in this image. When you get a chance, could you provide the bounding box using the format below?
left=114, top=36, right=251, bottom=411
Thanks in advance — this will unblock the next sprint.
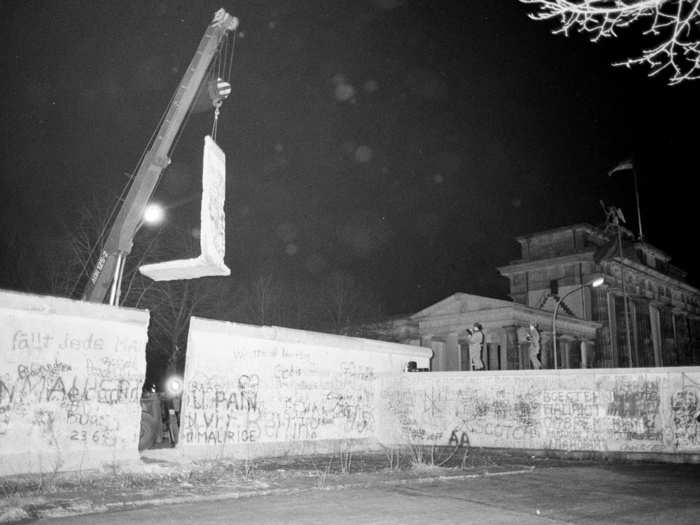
left=377, top=367, right=700, bottom=457
left=0, top=290, right=148, bottom=476
left=178, top=317, right=432, bottom=459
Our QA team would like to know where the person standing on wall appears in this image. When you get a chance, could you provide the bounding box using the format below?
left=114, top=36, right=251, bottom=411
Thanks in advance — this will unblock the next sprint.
left=466, top=322, right=485, bottom=371
left=526, top=323, right=542, bottom=369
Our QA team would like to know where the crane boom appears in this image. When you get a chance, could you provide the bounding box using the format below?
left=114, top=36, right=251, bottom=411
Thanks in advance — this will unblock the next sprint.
left=83, top=8, right=238, bottom=303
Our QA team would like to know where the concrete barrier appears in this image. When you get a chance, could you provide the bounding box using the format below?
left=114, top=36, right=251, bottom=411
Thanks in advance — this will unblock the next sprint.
left=5, top=287, right=696, bottom=472
left=377, top=368, right=700, bottom=460
left=177, top=317, right=432, bottom=459
left=0, top=290, right=148, bottom=475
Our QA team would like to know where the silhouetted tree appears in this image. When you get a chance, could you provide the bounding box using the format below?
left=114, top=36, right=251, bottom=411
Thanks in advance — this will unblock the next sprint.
left=521, top=0, right=700, bottom=84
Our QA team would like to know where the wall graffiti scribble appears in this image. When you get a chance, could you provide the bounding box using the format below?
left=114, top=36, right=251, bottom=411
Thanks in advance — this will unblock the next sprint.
left=1, top=291, right=149, bottom=476
left=671, top=389, right=699, bottom=448
left=179, top=318, right=432, bottom=457
left=378, top=371, right=700, bottom=454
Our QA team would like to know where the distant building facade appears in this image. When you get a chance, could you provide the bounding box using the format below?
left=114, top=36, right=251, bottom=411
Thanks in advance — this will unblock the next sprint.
left=497, top=223, right=700, bottom=368
left=362, top=222, right=700, bottom=371
left=360, top=294, right=599, bottom=371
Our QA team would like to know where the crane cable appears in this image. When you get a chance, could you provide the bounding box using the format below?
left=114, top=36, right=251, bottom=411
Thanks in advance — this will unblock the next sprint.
left=70, top=27, right=238, bottom=297
left=68, top=64, right=187, bottom=299
left=211, top=28, right=237, bottom=141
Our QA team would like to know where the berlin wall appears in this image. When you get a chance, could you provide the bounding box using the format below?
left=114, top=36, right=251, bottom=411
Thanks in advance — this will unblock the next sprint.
left=377, top=368, right=700, bottom=458
left=0, top=290, right=148, bottom=475
left=4, top=288, right=698, bottom=475
left=178, top=317, right=432, bottom=459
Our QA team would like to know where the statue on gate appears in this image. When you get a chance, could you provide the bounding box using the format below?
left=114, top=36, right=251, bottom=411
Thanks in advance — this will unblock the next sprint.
left=465, top=322, right=485, bottom=371
left=526, top=323, right=542, bottom=370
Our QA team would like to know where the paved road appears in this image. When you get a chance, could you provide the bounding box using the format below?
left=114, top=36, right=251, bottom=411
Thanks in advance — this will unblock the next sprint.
left=38, top=463, right=700, bottom=524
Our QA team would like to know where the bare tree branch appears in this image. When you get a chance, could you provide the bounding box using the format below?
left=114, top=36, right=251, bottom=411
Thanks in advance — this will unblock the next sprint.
left=27, top=201, right=234, bottom=373
left=520, top=0, right=700, bottom=84
left=318, top=271, right=383, bottom=335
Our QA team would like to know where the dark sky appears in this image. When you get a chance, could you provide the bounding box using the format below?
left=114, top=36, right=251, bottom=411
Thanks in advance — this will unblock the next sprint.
left=1, top=0, right=697, bottom=315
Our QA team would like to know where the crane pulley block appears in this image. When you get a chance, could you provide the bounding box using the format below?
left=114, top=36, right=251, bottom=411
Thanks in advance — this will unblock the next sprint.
left=82, top=8, right=239, bottom=304
left=208, top=77, right=232, bottom=107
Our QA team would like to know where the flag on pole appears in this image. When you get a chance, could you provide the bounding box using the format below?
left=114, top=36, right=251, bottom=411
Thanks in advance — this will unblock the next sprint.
left=608, top=159, right=633, bottom=176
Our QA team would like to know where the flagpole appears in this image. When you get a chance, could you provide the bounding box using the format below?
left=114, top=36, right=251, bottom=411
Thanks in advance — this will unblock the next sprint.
left=632, top=163, right=644, bottom=242
left=609, top=158, right=645, bottom=242
left=617, top=221, right=634, bottom=367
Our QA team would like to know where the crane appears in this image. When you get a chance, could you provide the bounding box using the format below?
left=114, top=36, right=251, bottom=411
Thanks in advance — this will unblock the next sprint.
left=82, top=8, right=238, bottom=304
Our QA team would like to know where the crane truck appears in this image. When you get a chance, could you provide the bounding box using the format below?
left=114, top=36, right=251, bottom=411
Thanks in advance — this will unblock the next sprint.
left=82, top=8, right=238, bottom=306
left=80, top=8, right=239, bottom=449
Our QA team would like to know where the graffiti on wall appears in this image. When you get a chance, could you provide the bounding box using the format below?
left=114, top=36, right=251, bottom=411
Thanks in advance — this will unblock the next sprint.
left=182, top=374, right=262, bottom=445
left=378, top=371, right=700, bottom=454
left=670, top=373, right=700, bottom=450
left=180, top=329, right=380, bottom=449
left=1, top=329, right=144, bottom=452
left=603, top=376, right=663, bottom=443
left=542, top=390, right=604, bottom=450
left=382, top=379, right=544, bottom=448
left=457, top=385, right=542, bottom=446
left=0, top=297, right=148, bottom=477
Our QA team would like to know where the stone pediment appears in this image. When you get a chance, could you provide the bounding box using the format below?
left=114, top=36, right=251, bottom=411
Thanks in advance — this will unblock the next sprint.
left=411, top=293, right=513, bottom=319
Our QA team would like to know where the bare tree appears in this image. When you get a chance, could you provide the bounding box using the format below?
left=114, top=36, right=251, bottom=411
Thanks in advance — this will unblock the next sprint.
left=520, top=0, right=700, bottom=85
left=22, top=202, right=235, bottom=374
left=319, top=271, right=382, bottom=335
left=223, top=268, right=384, bottom=336
left=2, top=209, right=101, bottom=299
left=113, top=224, right=236, bottom=372
left=249, top=273, right=281, bottom=325
left=228, top=273, right=284, bottom=325
left=140, top=276, right=234, bottom=371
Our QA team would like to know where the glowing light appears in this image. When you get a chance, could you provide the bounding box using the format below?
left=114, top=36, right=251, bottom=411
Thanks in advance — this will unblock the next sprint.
left=143, top=203, right=165, bottom=225
left=166, top=375, right=183, bottom=397
left=591, top=276, right=605, bottom=288
left=552, top=274, right=605, bottom=369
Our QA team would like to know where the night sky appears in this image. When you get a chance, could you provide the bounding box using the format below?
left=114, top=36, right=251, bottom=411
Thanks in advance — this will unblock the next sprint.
left=1, top=0, right=698, bottom=317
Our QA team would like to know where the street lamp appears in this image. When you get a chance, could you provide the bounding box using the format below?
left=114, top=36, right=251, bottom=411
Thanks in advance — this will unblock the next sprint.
left=108, top=202, right=166, bottom=306
left=143, top=203, right=165, bottom=226
left=552, top=275, right=604, bottom=369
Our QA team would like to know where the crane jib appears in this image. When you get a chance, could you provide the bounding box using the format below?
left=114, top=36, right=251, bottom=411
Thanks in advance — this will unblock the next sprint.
left=82, top=9, right=238, bottom=304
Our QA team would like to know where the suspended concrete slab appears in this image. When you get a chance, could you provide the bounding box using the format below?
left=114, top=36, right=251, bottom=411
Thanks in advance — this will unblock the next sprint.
left=139, top=135, right=231, bottom=281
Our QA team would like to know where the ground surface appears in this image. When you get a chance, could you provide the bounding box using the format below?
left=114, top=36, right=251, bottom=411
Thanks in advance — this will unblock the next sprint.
left=1, top=450, right=698, bottom=524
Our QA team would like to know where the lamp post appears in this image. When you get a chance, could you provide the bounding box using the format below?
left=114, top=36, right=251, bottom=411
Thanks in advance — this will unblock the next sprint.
left=552, top=276, right=604, bottom=369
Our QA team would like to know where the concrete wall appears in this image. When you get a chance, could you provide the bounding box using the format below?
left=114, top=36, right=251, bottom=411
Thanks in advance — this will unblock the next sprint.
left=178, top=317, right=432, bottom=459
left=377, top=368, right=700, bottom=458
left=0, top=291, right=148, bottom=475
left=4, top=287, right=697, bottom=473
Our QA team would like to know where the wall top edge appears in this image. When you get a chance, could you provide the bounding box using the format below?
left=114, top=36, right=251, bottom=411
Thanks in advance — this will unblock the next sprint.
left=189, top=316, right=433, bottom=358
left=398, top=366, right=700, bottom=378
left=0, top=289, right=149, bottom=324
